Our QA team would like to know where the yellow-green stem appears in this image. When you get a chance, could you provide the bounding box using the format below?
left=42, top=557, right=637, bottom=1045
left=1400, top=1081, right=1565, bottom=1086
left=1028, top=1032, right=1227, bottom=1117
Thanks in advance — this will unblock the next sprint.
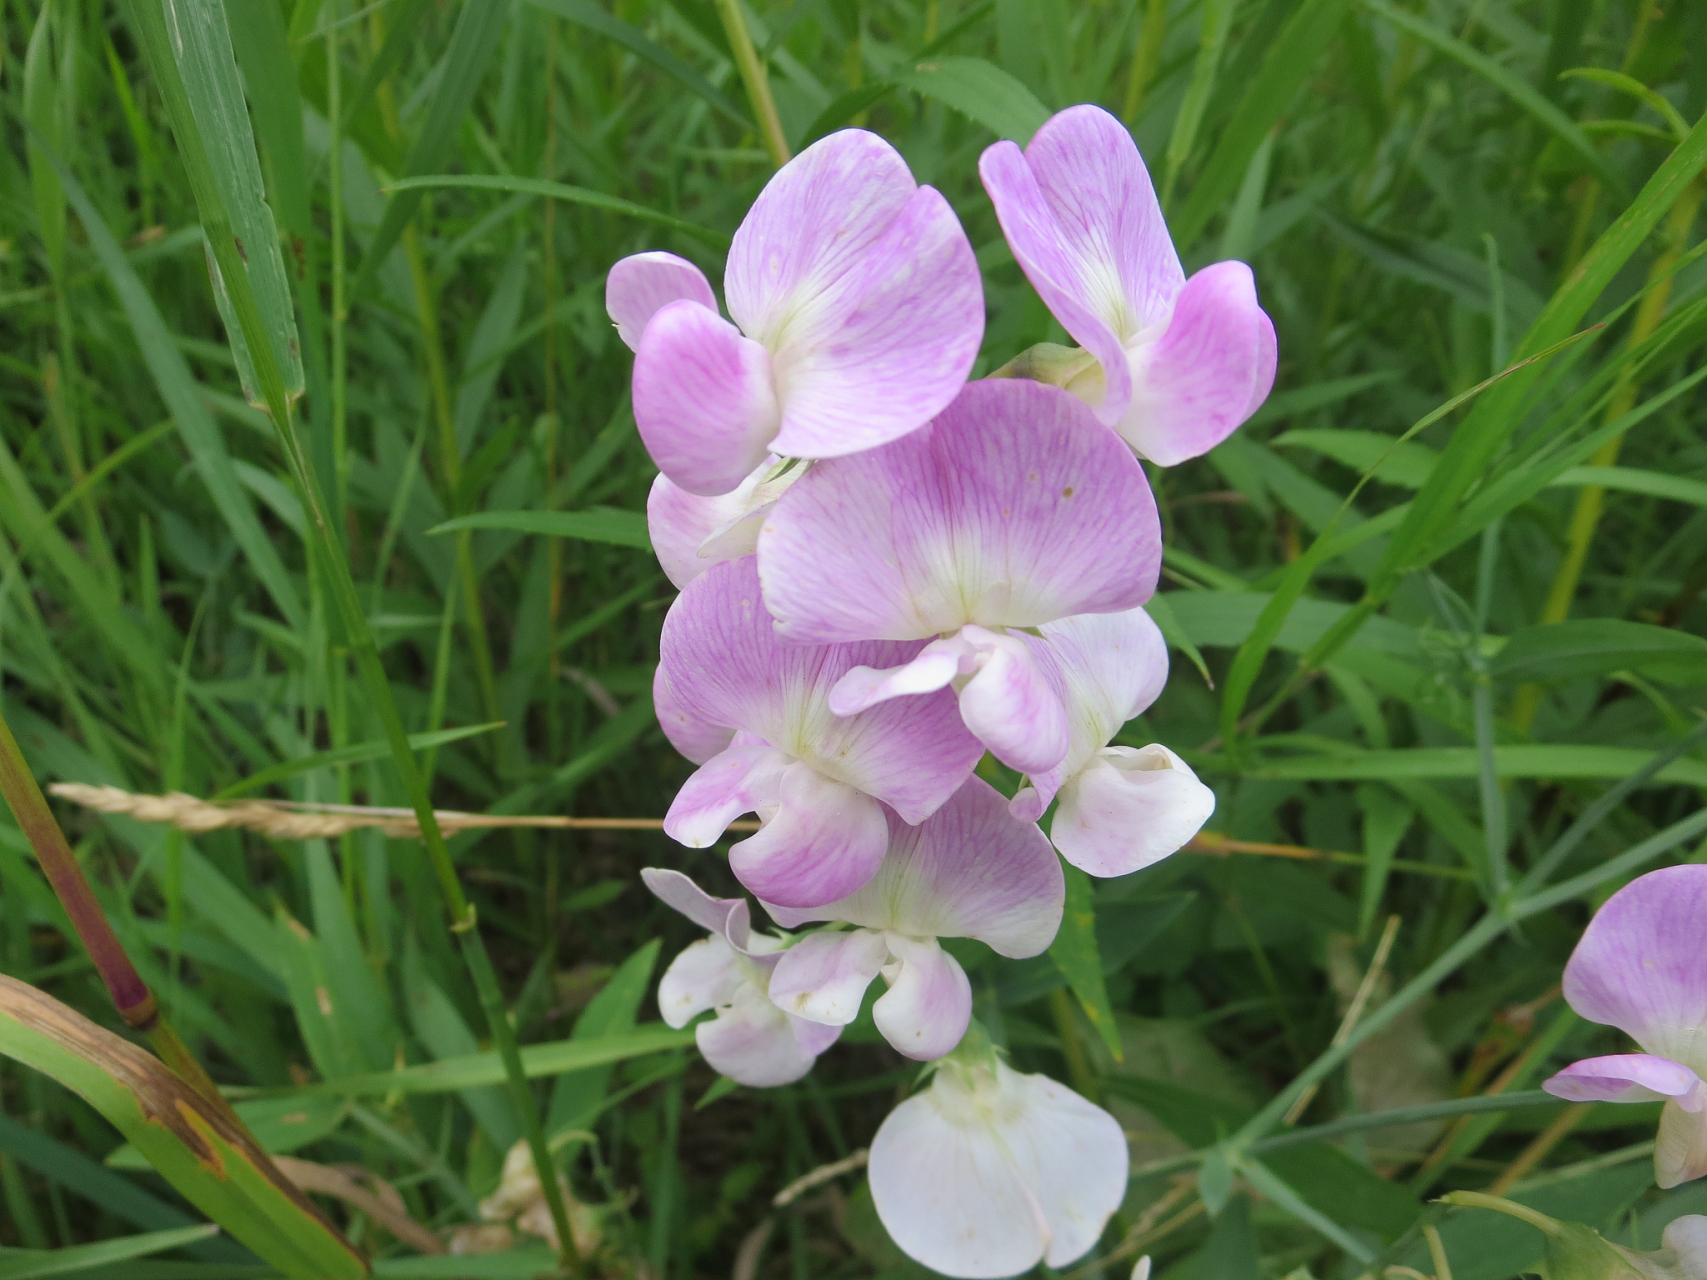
left=714, top=0, right=791, bottom=167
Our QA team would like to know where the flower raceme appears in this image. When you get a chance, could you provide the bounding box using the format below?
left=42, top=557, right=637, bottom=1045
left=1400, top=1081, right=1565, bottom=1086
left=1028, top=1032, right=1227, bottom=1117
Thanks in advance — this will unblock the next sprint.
left=981, top=103, right=1276, bottom=466
left=607, top=130, right=983, bottom=497
left=1543, top=866, right=1707, bottom=1189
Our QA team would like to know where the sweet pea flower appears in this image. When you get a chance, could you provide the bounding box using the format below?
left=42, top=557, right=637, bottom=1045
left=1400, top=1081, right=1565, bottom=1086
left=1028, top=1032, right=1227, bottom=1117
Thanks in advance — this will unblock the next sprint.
left=979, top=104, right=1276, bottom=466
left=659, top=557, right=984, bottom=908
left=869, top=1030, right=1128, bottom=1278
left=1010, top=607, right=1216, bottom=876
left=1542, top=866, right=1707, bottom=1188
left=642, top=868, right=839, bottom=1087
left=758, top=377, right=1161, bottom=776
left=765, top=777, right=1062, bottom=1060
left=647, top=457, right=804, bottom=590
left=607, top=130, right=983, bottom=497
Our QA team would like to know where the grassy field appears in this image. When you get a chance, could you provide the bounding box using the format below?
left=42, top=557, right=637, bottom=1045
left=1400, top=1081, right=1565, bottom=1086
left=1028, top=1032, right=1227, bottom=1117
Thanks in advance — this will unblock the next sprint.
left=1, top=0, right=1706, bottom=1275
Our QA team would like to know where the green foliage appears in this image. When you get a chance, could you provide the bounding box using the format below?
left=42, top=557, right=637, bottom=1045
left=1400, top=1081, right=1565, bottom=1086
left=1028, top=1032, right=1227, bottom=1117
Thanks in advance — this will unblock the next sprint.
left=0, top=0, right=1705, bottom=1276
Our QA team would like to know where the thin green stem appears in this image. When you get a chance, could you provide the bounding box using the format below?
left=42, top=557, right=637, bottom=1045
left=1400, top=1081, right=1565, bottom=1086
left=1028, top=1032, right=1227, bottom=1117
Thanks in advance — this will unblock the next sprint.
left=714, top=0, right=790, bottom=167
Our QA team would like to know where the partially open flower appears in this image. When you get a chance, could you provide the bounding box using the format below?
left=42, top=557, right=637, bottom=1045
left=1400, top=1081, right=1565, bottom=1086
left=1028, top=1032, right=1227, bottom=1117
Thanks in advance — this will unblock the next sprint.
left=643, top=868, right=839, bottom=1086
left=765, top=777, right=1062, bottom=1059
left=1542, top=866, right=1707, bottom=1188
left=759, top=377, right=1162, bottom=776
left=1010, top=608, right=1215, bottom=875
left=979, top=104, right=1275, bottom=466
left=869, top=1034, right=1127, bottom=1278
left=608, top=130, right=983, bottom=497
left=658, top=557, right=983, bottom=907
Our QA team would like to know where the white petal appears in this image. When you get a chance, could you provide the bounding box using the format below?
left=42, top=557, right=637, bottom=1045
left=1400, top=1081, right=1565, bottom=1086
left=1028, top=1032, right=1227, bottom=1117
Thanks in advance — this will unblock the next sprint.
left=998, top=1068, right=1129, bottom=1266
left=767, top=928, right=890, bottom=1025
left=657, top=936, right=745, bottom=1029
left=1658, top=1099, right=1707, bottom=1190
left=872, top=935, right=972, bottom=1061
left=1051, top=745, right=1215, bottom=877
left=696, top=984, right=822, bottom=1087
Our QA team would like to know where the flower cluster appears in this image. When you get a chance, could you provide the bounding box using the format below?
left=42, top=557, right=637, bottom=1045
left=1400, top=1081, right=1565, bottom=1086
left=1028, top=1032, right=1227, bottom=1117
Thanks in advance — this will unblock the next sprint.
left=608, top=104, right=1273, bottom=1278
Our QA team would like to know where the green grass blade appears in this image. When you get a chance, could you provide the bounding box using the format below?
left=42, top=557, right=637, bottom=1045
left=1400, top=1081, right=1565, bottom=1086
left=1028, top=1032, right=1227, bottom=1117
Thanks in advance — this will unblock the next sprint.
left=0, top=1225, right=220, bottom=1280
left=893, top=56, right=1051, bottom=143
left=214, top=722, right=504, bottom=798
left=429, top=508, right=652, bottom=549
left=383, top=174, right=729, bottom=247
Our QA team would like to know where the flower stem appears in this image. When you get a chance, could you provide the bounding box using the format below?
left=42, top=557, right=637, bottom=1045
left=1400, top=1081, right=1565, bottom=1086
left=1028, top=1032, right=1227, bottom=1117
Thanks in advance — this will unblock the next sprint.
left=1440, top=1191, right=1562, bottom=1237
left=714, top=0, right=791, bottom=167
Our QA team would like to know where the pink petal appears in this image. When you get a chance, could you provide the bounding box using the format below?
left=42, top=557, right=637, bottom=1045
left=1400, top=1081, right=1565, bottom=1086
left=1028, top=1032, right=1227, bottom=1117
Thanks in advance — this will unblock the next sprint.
left=695, top=985, right=820, bottom=1087
left=1562, top=865, right=1707, bottom=1061
left=872, top=935, right=972, bottom=1061
left=1121, top=261, right=1273, bottom=466
left=663, top=741, right=789, bottom=848
left=1543, top=1054, right=1707, bottom=1108
left=632, top=300, right=780, bottom=497
left=641, top=867, right=750, bottom=941
left=606, top=251, right=717, bottom=352
left=646, top=460, right=799, bottom=590
left=766, top=777, right=1063, bottom=959
left=1658, top=1101, right=1707, bottom=1189
left=980, top=105, right=1182, bottom=429
left=955, top=627, right=1070, bottom=775
left=728, top=762, right=890, bottom=907
left=827, top=641, right=967, bottom=716
left=653, top=664, right=735, bottom=765
left=660, top=558, right=983, bottom=823
left=767, top=928, right=890, bottom=1025
left=758, top=379, right=1162, bottom=643
left=790, top=1014, right=843, bottom=1058
left=1050, top=745, right=1215, bottom=877
left=656, top=935, right=745, bottom=1028
left=1019, top=607, right=1171, bottom=817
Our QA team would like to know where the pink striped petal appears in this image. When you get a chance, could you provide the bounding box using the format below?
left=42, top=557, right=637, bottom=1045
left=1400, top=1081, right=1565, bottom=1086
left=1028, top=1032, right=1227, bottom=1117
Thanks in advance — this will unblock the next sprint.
left=1120, top=261, right=1275, bottom=465
left=1561, top=865, right=1707, bottom=1063
left=826, top=641, right=967, bottom=716
left=641, top=867, right=750, bottom=943
left=766, top=778, right=1062, bottom=958
left=1543, top=1054, right=1707, bottom=1109
left=660, top=558, right=983, bottom=824
left=653, top=665, right=734, bottom=765
left=728, top=762, right=890, bottom=907
left=663, top=741, right=789, bottom=848
left=873, top=935, right=972, bottom=1061
left=954, top=627, right=1070, bottom=775
left=633, top=300, right=779, bottom=497
left=759, top=379, right=1162, bottom=643
left=606, top=251, right=717, bottom=351
left=1051, top=745, right=1215, bottom=877
left=768, top=928, right=889, bottom=1025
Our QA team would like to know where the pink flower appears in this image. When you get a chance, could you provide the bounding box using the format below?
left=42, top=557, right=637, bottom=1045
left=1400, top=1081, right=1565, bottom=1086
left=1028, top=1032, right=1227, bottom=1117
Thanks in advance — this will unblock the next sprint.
left=642, top=869, right=839, bottom=1087
left=869, top=1040, right=1127, bottom=1277
left=1010, top=608, right=1216, bottom=876
left=758, top=377, right=1162, bottom=775
left=765, top=777, right=1062, bottom=1060
left=646, top=458, right=803, bottom=591
left=980, top=104, right=1276, bottom=466
left=607, top=131, right=983, bottom=497
left=658, top=557, right=983, bottom=908
left=1542, top=866, right=1707, bottom=1188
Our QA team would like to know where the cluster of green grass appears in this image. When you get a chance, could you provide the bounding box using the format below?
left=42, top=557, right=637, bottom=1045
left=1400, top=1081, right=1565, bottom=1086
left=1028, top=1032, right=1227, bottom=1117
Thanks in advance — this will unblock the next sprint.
left=0, top=0, right=1705, bottom=1276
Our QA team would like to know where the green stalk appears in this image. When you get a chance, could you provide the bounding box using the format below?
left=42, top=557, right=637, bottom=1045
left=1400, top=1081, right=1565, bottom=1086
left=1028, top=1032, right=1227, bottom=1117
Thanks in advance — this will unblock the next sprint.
left=714, top=0, right=790, bottom=167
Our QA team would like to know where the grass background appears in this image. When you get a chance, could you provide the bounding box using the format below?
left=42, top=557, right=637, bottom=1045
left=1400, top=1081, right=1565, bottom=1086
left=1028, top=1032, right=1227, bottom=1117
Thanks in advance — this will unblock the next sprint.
left=1, top=0, right=1706, bottom=1275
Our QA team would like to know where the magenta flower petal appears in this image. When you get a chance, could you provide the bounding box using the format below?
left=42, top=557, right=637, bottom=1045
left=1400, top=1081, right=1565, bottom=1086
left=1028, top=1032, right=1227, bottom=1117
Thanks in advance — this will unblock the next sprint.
left=633, top=300, right=779, bottom=497
left=1561, top=865, right=1707, bottom=1063
left=768, top=928, right=890, bottom=1025
left=661, top=558, right=983, bottom=825
left=767, top=777, right=1063, bottom=959
left=606, top=251, right=717, bottom=352
left=664, top=741, right=789, bottom=848
left=1051, top=745, right=1215, bottom=877
left=827, top=642, right=965, bottom=716
left=1543, top=1054, right=1707, bottom=1108
left=759, top=379, right=1162, bottom=643
left=872, top=935, right=973, bottom=1061
left=728, top=762, right=890, bottom=906
left=1126, top=261, right=1275, bottom=465
left=653, top=665, right=735, bottom=765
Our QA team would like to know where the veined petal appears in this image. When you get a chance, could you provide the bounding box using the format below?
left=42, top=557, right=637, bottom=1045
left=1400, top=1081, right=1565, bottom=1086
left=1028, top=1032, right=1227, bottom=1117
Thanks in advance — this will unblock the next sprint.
left=1120, top=261, right=1274, bottom=466
left=653, top=664, right=735, bottom=765
left=872, top=935, right=972, bottom=1061
left=696, top=984, right=821, bottom=1087
left=606, top=251, right=717, bottom=351
left=641, top=867, right=749, bottom=942
left=633, top=300, right=780, bottom=497
left=657, top=935, right=746, bottom=1029
left=955, top=628, right=1070, bottom=775
left=1658, top=1100, right=1707, bottom=1190
left=1543, top=1054, right=1707, bottom=1109
left=1051, top=745, right=1214, bottom=877
left=767, top=928, right=890, bottom=1025
left=660, top=558, right=983, bottom=823
left=759, top=379, right=1162, bottom=642
left=767, top=184, right=982, bottom=461
left=726, top=130, right=919, bottom=348
left=729, top=762, right=890, bottom=907
left=827, top=639, right=969, bottom=716
left=663, top=742, right=789, bottom=848
left=998, top=1068, right=1129, bottom=1267
left=768, top=777, right=1063, bottom=958
left=1561, top=865, right=1707, bottom=1061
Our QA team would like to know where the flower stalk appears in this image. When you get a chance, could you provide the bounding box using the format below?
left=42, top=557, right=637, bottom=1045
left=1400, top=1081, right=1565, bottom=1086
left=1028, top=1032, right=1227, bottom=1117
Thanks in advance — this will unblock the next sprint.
left=713, top=0, right=790, bottom=168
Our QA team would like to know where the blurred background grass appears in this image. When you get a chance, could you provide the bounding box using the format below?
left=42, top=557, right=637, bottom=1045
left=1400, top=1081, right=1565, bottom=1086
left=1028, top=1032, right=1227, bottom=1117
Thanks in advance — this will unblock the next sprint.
left=1, top=0, right=1706, bottom=1275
